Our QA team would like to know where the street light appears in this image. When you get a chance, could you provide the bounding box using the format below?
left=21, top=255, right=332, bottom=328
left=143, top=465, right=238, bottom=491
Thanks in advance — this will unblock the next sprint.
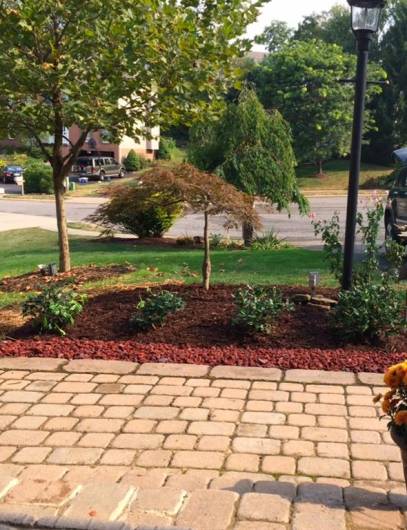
left=342, top=0, right=385, bottom=290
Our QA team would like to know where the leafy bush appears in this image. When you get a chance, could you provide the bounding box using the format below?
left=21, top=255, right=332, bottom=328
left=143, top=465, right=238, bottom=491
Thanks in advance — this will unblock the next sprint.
left=22, top=284, right=87, bottom=335
left=157, top=137, right=176, bottom=160
left=252, top=230, right=287, bottom=250
left=24, top=161, right=53, bottom=194
left=333, top=280, right=405, bottom=341
left=232, top=285, right=293, bottom=334
left=123, top=149, right=149, bottom=171
left=314, top=199, right=407, bottom=342
left=88, top=183, right=183, bottom=238
left=131, top=290, right=185, bottom=330
left=210, top=233, right=224, bottom=248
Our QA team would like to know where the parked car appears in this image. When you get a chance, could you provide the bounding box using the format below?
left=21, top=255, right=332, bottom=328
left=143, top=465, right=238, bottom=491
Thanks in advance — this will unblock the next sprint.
left=385, top=147, right=407, bottom=243
left=2, top=165, right=24, bottom=184
left=71, top=156, right=125, bottom=181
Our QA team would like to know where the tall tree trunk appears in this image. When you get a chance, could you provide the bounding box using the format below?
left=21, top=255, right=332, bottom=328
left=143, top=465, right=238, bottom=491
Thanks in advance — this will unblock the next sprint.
left=54, top=177, right=71, bottom=272
left=242, top=198, right=255, bottom=247
left=317, top=159, right=324, bottom=176
left=202, top=211, right=211, bottom=291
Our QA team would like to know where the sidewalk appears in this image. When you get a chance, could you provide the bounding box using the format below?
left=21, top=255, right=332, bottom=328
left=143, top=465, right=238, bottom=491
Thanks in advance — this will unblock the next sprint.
left=0, top=357, right=404, bottom=529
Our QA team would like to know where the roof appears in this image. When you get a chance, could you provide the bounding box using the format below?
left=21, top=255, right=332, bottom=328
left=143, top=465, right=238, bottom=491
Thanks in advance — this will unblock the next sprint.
left=393, top=147, right=407, bottom=165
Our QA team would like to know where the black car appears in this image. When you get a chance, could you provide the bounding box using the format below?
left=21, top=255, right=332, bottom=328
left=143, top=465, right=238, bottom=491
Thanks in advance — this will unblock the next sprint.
left=385, top=148, right=407, bottom=243
left=2, top=165, right=24, bottom=184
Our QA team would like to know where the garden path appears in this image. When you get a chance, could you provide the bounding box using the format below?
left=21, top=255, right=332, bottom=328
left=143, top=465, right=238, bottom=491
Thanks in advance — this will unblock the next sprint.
left=0, top=357, right=404, bottom=530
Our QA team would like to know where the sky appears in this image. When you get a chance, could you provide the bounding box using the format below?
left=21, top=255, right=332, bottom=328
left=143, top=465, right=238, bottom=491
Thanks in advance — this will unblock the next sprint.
left=249, top=0, right=348, bottom=50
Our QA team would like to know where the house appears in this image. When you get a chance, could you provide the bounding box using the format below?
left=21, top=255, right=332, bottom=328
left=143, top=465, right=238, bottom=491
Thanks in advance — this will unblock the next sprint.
left=0, top=124, right=160, bottom=162
left=68, top=125, right=160, bottom=161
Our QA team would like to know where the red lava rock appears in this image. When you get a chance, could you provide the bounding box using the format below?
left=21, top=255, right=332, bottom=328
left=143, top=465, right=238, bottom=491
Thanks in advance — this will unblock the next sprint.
left=2, top=284, right=405, bottom=373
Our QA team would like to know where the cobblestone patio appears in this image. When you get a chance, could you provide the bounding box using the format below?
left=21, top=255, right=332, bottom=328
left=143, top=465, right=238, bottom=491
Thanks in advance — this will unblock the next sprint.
left=0, top=357, right=405, bottom=529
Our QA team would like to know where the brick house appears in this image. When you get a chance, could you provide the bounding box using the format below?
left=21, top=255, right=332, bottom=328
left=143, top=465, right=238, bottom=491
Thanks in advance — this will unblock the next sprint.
left=1, top=124, right=160, bottom=162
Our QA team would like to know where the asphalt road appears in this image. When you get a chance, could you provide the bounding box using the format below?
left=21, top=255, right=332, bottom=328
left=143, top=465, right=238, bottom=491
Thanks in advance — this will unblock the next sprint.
left=0, top=195, right=384, bottom=249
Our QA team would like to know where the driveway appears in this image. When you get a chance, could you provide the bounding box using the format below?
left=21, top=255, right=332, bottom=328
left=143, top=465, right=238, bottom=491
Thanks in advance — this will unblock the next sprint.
left=0, top=357, right=403, bottom=530
left=0, top=196, right=384, bottom=249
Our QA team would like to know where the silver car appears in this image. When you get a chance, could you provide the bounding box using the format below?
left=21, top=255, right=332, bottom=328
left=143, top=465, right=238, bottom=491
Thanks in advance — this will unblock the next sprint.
left=72, top=156, right=125, bottom=181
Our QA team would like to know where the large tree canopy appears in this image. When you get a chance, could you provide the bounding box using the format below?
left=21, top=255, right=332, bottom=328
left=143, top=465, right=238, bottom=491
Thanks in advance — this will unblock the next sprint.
left=0, top=0, right=264, bottom=271
left=250, top=40, right=385, bottom=173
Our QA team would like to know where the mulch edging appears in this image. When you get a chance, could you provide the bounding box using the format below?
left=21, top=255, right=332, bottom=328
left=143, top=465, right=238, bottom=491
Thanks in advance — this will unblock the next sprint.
left=0, top=338, right=405, bottom=373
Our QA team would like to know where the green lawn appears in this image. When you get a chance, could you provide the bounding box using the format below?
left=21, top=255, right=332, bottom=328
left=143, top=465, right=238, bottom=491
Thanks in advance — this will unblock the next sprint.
left=0, top=228, right=336, bottom=308
left=297, top=159, right=394, bottom=190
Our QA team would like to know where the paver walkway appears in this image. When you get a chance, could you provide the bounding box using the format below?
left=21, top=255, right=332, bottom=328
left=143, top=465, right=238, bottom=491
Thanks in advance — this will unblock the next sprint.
left=0, top=357, right=405, bottom=530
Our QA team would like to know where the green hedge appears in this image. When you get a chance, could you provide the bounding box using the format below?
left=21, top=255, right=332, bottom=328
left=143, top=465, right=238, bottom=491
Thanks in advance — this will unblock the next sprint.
left=24, top=162, right=53, bottom=194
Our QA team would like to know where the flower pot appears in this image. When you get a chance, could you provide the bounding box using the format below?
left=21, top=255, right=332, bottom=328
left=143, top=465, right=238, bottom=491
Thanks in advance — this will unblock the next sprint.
left=390, top=425, right=407, bottom=490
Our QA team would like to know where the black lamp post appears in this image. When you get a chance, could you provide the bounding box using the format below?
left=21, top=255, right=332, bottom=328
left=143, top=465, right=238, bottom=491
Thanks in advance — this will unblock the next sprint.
left=342, top=0, right=385, bottom=290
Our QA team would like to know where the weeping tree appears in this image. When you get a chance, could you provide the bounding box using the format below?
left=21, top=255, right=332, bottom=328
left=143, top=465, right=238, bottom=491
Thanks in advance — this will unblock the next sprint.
left=92, top=163, right=260, bottom=289
left=0, top=0, right=264, bottom=272
left=189, top=88, right=307, bottom=246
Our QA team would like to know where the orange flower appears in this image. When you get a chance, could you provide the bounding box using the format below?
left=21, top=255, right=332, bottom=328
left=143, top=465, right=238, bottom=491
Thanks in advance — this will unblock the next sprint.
left=382, top=398, right=391, bottom=414
left=385, top=389, right=396, bottom=398
left=384, top=363, right=407, bottom=388
left=395, top=411, right=407, bottom=426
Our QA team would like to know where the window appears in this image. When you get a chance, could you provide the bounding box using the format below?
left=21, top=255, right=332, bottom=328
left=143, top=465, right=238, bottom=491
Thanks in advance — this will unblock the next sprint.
left=100, top=130, right=113, bottom=144
left=399, top=168, right=407, bottom=189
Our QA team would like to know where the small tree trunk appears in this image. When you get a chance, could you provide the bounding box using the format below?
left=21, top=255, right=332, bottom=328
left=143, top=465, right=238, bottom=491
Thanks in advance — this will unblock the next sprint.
left=202, top=211, right=211, bottom=290
left=54, top=177, right=71, bottom=272
left=317, top=159, right=324, bottom=176
left=242, top=198, right=255, bottom=247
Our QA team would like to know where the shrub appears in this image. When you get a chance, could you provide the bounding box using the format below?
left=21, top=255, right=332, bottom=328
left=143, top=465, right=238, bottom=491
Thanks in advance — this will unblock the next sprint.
left=314, top=199, right=407, bottom=343
left=333, top=280, right=405, bottom=341
left=252, top=230, right=287, bottom=250
left=157, top=137, right=176, bottom=160
left=131, top=290, right=185, bottom=330
left=232, top=285, right=293, bottom=334
left=88, top=183, right=183, bottom=238
left=123, top=149, right=149, bottom=172
left=24, top=161, right=53, bottom=194
left=22, top=284, right=87, bottom=336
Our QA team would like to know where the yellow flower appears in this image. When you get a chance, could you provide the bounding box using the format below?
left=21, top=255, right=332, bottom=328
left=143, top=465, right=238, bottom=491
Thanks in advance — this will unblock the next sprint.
left=395, top=411, right=407, bottom=426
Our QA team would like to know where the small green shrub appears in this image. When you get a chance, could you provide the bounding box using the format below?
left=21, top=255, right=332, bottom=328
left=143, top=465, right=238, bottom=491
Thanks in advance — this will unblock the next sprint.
left=123, top=149, right=148, bottom=172
left=233, top=285, right=293, bottom=334
left=24, top=162, right=53, bottom=194
left=88, top=183, right=183, bottom=238
left=22, top=284, right=87, bottom=335
left=252, top=230, right=287, bottom=250
left=210, top=233, right=224, bottom=248
left=157, top=137, right=176, bottom=160
left=131, top=290, right=185, bottom=330
left=333, top=280, right=405, bottom=341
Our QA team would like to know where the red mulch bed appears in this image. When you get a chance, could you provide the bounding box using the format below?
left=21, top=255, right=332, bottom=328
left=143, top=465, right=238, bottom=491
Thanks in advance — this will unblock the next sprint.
left=1, top=284, right=406, bottom=373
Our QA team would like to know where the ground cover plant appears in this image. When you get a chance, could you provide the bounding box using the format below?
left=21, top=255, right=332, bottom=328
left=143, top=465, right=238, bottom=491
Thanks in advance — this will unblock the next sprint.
left=232, top=285, right=293, bottom=333
left=130, top=290, right=185, bottom=330
left=22, top=283, right=87, bottom=336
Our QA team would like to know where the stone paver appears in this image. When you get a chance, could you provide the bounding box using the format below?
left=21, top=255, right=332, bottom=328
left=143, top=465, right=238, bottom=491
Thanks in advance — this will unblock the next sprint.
left=0, top=359, right=404, bottom=530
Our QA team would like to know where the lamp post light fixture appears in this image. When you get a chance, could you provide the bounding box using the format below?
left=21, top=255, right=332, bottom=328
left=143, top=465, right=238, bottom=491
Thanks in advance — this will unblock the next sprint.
left=342, top=0, right=385, bottom=290
left=308, top=271, right=320, bottom=297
